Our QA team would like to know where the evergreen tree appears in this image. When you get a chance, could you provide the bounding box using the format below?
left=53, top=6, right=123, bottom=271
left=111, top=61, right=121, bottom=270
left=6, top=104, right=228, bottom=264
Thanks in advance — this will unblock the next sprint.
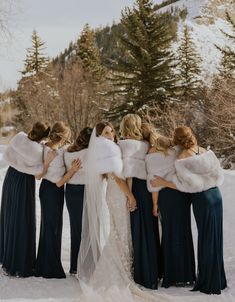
left=106, top=0, right=177, bottom=120
left=217, top=11, right=235, bottom=77
left=176, top=25, right=202, bottom=98
left=76, top=24, right=103, bottom=78
left=21, top=30, right=49, bottom=76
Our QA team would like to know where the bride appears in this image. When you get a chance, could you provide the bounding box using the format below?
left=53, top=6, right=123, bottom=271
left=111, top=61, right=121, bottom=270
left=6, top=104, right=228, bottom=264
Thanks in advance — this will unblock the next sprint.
left=77, top=122, right=165, bottom=302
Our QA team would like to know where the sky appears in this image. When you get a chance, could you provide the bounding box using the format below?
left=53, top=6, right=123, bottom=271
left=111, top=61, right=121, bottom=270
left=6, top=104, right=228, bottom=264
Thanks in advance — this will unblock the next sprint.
left=0, top=0, right=134, bottom=92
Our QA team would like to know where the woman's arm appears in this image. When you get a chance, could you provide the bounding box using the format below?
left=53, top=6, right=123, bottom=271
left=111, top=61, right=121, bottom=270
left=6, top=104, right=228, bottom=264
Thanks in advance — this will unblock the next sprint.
left=113, top=174, right=137, bottom=212
left=35, top=150, right=57, bottom=180
left=150, top=176, right=177, bottom=190
left=56, top=159, right=82, bottom=187
left=126, top=177, right=132, bottom=191
left=152, top=191, right=159, bottom=217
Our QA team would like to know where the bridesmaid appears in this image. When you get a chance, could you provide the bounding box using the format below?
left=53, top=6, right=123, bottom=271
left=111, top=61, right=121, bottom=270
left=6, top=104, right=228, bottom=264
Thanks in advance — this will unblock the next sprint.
left=56, top=127, right=92, bottom=275
left=35, top=121, right=71, bottom=279
left=151, top=126, right=227, bottom=294
left=119, top=114, right=161, bottom=289
left=0, top=122, right=54, bottom=277
left=146, top=135, right=195, bottom=288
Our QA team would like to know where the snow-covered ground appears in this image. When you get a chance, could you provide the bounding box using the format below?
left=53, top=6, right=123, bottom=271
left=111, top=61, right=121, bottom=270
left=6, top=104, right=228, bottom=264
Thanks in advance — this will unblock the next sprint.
left=0, top=145, right=234, bottom=302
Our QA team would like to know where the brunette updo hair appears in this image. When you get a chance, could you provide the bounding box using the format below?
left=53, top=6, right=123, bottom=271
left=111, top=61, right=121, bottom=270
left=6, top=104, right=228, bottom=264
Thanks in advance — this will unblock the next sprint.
left=28, top=122, right=50, bottom=142
left=67, top=127, right=93, bottom=152
left=173, top=126, right=197, bottom=149
left=96, top=121, right=118, bottom=143
left=49, top=121, right=71, bottom=145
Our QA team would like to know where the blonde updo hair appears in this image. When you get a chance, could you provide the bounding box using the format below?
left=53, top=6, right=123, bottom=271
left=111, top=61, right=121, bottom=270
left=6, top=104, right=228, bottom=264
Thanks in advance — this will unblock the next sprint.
left=49, top=121, right=71, bottom=145
left=120, top=114, right=143, bottom=140
left=173, top=126, right=197, bottom=149
left=141, top=123, right=159, bottom=146
left=153, top=136, right=173, bottom=155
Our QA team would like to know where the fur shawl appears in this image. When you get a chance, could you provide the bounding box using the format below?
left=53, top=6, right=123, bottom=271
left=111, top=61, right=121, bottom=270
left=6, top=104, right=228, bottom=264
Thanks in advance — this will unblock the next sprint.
left=95, top=136, right=123, bottom=178
left=119, top=139, right=149, bottom=180
left=146, top=148, right=178, bottom=192
left=64, top=148, right=87, bottom=185
left=172, top=150, right=224, bottom=193
left=43, top=146, right=66, bottom=183
left=3, top=132, right=44, bottom=175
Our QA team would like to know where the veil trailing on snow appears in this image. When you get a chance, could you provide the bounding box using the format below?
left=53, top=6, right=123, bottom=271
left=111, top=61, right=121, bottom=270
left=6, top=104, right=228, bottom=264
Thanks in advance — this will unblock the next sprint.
left=77, top=128, right=110, bottom=282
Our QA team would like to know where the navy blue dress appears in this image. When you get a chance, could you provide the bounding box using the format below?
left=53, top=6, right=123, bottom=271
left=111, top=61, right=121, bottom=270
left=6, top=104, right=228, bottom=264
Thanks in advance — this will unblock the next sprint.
left=192, top=187, right=227, bottom=294
left=158, top=188, right=195, bottom=287
left=0, top=167, right=36, bottom=277
left=35, top=179, right=65, bottom=278
left=65, top=183, right=84, bottom=274
left=131, top=177, right=161, bottom=289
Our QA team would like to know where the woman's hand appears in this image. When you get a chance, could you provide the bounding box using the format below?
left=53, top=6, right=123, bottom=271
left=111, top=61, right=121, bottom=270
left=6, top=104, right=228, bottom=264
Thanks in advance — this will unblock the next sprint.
left=71, top=158, right=82, bottom=173
left=45, top=150, right=57, bottom=165
left=150, top=176, right=166, bottom=187
left=127, top=194, right=137, bottom=212
left=152, top=204, right=159, bottom=217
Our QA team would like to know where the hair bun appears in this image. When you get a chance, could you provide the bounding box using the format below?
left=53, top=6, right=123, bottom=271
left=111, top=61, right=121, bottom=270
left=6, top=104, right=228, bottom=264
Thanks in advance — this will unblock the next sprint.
left=173, top=126, right=196, bottom=149
left=28, top=122, right=51, bottom=142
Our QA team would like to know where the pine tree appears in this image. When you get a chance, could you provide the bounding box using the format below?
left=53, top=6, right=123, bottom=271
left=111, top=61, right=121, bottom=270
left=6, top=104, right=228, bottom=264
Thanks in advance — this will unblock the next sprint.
left=76, top=24, right=103, bottom=78
left=176, top=25, right=202, bottom=98
left=217, top=11, right=235, bottom=77
left=21, top=30, right=49, bottom=76
left=106, top=0, right=177, bottom=120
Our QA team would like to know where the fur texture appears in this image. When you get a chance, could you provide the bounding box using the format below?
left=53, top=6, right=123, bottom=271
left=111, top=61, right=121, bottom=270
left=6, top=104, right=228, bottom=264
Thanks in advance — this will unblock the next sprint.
left=64, top=148, right=87, bottom=184
left=3, top=132, right=44, bottom=175
left=146, top=148, right=178, bottom=192
left=173, top=150, right=224, bottom=193
left=43, top=146, right=66, bottom=183
left=119, top=139, right=149, bottom=180
left=96, top=137, right=123, bottom=178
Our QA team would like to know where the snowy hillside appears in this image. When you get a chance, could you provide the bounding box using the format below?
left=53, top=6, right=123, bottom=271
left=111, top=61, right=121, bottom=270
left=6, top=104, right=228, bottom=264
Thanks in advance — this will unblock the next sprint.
left=157, top=0, right=235, bottom=82
left=0, top=147, right=234, bottom=301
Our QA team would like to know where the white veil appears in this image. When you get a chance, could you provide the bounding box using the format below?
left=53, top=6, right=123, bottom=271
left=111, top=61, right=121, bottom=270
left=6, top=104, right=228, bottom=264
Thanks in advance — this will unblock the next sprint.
left=77, top=128, right=110, bottom=282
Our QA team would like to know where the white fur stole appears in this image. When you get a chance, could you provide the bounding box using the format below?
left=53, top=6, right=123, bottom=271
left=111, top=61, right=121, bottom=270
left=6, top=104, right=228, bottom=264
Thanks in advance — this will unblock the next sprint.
left=119, top=139, right=149, bottom=179
left=64, top=148, right=87, bottom=185
left=173, top=150, right=224, bottom=193
left=3, top=132, right=44, bottom=175
left=146, top=148, right=177, bottom=192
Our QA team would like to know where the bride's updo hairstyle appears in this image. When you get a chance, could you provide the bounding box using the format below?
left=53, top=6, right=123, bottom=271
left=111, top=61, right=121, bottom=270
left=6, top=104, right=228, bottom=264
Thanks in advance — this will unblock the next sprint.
left=96, top=121, right=118, bottom=143
left=67, top=127, right=93, bottom=152
left=173, top=126, right=197, bottom=149
left=49, top=121, right=71, bottom=145
left=28, top=121, right=51, bottom=142
left=120, top=114, right=143, bottom=141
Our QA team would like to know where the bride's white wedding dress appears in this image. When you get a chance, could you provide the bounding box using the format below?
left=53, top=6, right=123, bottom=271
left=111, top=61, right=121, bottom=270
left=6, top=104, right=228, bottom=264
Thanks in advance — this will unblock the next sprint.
left=77, top=131, right=168, bottom=302
left=89, top=174, right=132, bottom=286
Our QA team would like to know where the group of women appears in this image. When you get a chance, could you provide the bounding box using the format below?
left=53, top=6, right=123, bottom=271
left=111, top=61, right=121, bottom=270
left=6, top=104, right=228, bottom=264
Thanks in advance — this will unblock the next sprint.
left=0, top=113, right=227, bottom=301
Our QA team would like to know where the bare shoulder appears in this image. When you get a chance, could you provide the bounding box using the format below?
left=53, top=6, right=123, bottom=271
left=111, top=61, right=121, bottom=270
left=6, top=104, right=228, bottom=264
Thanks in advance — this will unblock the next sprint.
left=199, top=146, right=207, bottom=154
left=177, top=149, right=190, bottom=159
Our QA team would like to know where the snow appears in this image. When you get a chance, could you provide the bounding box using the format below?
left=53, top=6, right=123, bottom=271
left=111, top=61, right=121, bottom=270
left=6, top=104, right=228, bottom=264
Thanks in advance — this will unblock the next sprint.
left=0, top=147, right=234, bottom=301
left=156, top=0, right=234, bottom=83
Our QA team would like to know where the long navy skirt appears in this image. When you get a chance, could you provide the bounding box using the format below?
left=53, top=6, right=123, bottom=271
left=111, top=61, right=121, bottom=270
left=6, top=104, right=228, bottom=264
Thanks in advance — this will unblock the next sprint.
left=131, top=177, right=161, bottom=289
left=35, top=179, right=65, bottom=278
left=65, top=183, right=84, bottom=274
left=158, top=188, right=195, bottom=287
left=0, top=166, right=36, bottom=277
left=192, top=187, right=227, bottom=294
